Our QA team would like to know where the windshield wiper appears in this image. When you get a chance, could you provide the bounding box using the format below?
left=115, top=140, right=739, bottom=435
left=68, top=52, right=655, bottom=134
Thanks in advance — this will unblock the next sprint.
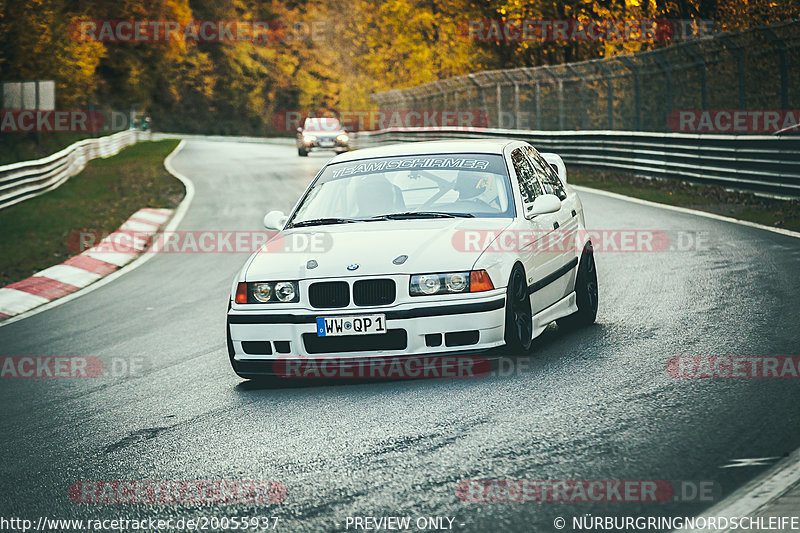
left=371, top=211, right=474, bottom=220
left=290, top=217, right=361, bottom=228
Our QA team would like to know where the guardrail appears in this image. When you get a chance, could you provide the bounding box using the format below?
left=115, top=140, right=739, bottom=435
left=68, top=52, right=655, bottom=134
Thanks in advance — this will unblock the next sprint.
left=0, top=130, right=144, bottom=211
left=352, top=128, right=800, bottom=198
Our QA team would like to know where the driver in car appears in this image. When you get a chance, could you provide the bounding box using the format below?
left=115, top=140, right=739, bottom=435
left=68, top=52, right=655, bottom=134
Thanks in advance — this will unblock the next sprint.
left=454, top=170, right=493, bottom=210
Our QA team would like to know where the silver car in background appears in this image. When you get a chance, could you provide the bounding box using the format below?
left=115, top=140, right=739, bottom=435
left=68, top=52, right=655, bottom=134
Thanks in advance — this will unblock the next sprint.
left=296, top=117, right=350, bottom=156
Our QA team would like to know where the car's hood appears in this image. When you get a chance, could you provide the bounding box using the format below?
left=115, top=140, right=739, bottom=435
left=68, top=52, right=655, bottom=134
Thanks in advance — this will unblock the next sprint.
left=245, top=218, right=513, bottom=281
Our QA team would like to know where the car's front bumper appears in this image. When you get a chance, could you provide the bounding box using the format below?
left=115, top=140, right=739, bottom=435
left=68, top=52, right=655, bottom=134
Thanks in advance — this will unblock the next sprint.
left=300, top=138, right=349, bottom=151
left=227, top=290, right=506, bottom=362
left=230, top=348, right=500, bottom=378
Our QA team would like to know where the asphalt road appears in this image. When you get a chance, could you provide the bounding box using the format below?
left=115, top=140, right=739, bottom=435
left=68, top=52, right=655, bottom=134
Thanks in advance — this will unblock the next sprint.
left=1, top=139, right=799, bottom=532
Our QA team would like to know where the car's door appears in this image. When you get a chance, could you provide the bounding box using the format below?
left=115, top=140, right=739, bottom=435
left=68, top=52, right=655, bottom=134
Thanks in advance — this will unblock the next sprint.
left=524, top=145, right=579, bottom=301
left=509, top=147, right=563, bottom=314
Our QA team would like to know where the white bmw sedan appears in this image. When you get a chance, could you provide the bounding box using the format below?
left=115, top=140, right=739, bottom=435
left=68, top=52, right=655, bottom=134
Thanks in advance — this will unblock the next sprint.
left=227, top=140, right=598, bottom=379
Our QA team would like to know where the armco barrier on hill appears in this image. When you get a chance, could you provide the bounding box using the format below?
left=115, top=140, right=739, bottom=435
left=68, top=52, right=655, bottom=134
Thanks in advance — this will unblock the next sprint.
left=0, top=130, right=144, bottom=211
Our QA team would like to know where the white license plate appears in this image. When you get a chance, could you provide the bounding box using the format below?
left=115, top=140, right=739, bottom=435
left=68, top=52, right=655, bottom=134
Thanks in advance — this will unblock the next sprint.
left=319, top=141, right=334, bottom=147
left=316, top=314, right=386, bottom=336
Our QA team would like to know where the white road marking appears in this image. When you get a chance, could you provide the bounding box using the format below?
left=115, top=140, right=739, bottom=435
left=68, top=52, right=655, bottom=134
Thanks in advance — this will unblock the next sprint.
left=572, top=185, right=800, bottom=240
left=720, top=457, right=781, bottom=468
left=678, top=451, right=800, bottom=533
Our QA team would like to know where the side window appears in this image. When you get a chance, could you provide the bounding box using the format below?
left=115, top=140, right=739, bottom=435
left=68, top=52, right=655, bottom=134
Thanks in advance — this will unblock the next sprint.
left=510, top=148, right=543, bottom=205
left=525, top=146, right=567, bottom=201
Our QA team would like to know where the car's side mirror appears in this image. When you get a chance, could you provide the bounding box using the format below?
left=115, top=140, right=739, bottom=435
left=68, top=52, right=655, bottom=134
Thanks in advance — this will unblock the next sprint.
left=296, top=127, right=303, bottom=133
left=526, top=194, right=562, bottom=217
left=264, top=210, right=288, bottom=230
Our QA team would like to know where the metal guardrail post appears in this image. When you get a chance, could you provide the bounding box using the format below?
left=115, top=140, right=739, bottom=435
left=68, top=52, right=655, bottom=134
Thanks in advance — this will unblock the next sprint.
left=595, top=61, right=614, bottom=130
left=467, top=74, right=487, bottom=126
left=565, top=64, right=588, bottom=130
left=535, top=80, right=542, bottom=130
left=763, top=29, right=789, bottom=109
left=496, top=83, right=502, bottom=128
left=435, top=81, right=447, bottom=111
left=652, top=55, right=673, bottom=132
left=451, top=79, right=464, bottom=111
left=540, top=67, right=563, bottom=130
left=618, top=57, right=642, bottom=130
left=683, top=43, right=709, bottom=110
left=720, top=37, right=747, bottom=110
left=519, top=68, right=538, bottom=130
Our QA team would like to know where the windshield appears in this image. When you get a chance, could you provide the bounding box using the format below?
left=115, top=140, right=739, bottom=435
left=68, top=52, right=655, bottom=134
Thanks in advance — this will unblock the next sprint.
left=288, top=153, right=513, bottom=226
left=303, top=117, right=343, bottom=132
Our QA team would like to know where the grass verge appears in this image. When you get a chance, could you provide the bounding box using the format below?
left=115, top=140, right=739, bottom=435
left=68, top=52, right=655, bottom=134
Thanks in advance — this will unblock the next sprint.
left=569, top=168, right=800, bottom=233
left=0, top=140, right=183, bottom=286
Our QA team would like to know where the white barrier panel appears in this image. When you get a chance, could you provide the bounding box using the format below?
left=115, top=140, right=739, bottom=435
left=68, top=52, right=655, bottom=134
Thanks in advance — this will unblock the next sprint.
left=0, top=130, right=144, bottom=211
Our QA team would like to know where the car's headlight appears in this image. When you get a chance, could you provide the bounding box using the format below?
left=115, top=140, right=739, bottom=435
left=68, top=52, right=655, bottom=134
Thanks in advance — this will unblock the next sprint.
left=302, top=134, right=317, bottom=143
left=445, top=272, right=468, bottom=292
left=252, top=282, right=272, bottom=302
left=235, top=281, right=299, bottom=303
left=409, top=270, right=494, bottom=296
left=274, top=281, right=297, bottom=302
left=336, top=133, right=349, bottom=143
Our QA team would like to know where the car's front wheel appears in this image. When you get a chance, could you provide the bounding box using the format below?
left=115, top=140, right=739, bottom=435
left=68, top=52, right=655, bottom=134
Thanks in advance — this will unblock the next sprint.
left=504, top=264, right=533, bottom=353
left=557, top=243, right=598, bottom=330
left=298, top=148, right=308, bottom=157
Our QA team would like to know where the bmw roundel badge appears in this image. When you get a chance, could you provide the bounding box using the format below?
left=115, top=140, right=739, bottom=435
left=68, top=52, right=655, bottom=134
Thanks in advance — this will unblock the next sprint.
left=347, top=264, right=359, bottom=271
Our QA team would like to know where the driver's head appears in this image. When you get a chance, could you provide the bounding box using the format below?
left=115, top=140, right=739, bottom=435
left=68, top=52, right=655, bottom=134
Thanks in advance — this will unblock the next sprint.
left=455, top=171, right=487, bottom=200
left=355, top=174, right=396, bottom=216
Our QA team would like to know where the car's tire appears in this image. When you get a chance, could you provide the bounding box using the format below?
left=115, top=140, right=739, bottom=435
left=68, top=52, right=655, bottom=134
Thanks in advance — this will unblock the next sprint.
left=557, top=243, right=598, bottom=330
left=504, top=264, right=533, bottom=353
left=298, top=148, right=308, bottom=157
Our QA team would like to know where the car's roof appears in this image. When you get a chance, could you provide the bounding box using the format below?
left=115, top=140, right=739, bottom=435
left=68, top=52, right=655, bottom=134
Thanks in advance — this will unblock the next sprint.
left=330, top=139, right=518, bottom=163
left=305, top=117, right=340, bottom=125
left=304, top=117, right=342, bottom=130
